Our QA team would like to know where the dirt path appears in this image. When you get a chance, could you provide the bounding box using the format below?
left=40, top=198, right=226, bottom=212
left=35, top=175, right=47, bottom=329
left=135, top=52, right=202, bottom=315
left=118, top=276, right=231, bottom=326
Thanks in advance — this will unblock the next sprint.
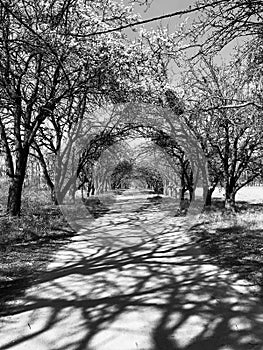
left=1, top=189, right=263, bottom=350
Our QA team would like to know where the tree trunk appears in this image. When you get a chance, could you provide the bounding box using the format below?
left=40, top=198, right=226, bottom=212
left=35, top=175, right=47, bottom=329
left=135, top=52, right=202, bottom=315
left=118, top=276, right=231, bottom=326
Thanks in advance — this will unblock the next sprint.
left=224, top=181, right=236, bottom=211
left=43, top=174, right=58, bottom=205
left=179, top=170, right=186, bottom=204
left=205, top=187, right=216, bottom=206
left=205, top=189, right=212, bottom=206
left=179, top=186, right=187, bottom=210
left=90, top=183, right=95, bottom=196
left=7, top=177, right=24, bottom=216
left=225, top=191, right=236, bottom=211
left=43, top=177, right=58, bottom=205
left=33, top=143, right=59, bottom=204
left=203, top=178, right=218, bottom=207
left=7, top=149, right=29, bottom=216
left=189, top=187, right=195, bottom=201
left=51, top=187, right=59, bottom=205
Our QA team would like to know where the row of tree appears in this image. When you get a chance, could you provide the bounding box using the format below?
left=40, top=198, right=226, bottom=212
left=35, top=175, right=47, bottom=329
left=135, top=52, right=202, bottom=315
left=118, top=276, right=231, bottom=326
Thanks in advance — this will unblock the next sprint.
left=0, top=0, right=262, bottom=215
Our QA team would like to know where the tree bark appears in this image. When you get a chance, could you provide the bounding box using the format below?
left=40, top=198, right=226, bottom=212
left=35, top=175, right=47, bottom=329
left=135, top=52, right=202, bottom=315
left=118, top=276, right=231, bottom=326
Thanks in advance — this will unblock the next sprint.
left=205, top=184, right=218, bottom=206
left=225, top=192, right=236, bottom=211
left=224, top=182, right=236, bottom=211
left=179, top=187, right=187, bottom=209
left=189, top=186, right=195, bottom=201
left=32, top=143, right=59, bottom=204
left=7, top=148, right=29, bottom=216
left=8, top=178, right=24, bottom=216
left=51, top=187, right=59, bottom=205
left=205, top=188, right=213, bottom=206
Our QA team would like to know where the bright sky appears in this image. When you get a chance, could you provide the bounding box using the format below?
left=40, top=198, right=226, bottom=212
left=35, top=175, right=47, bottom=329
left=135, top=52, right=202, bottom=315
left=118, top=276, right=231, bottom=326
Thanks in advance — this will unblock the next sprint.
left=122, top=1, right=197, bottom=84
left=128, top=0, right=195, bottom=34
left=135, top=0, right=194, bottom=24
left=126, top=0, right=241, bottom=62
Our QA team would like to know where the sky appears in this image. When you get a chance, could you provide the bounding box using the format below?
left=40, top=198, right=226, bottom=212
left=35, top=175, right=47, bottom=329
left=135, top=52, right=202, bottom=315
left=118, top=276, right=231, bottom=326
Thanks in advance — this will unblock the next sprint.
left=134, top=0, right=195, bottom=26
left=127, top=0, right=195, bottom=34
left=122, top=0, right=199, bottom=83
left=125, top=0, right=240, bottom=63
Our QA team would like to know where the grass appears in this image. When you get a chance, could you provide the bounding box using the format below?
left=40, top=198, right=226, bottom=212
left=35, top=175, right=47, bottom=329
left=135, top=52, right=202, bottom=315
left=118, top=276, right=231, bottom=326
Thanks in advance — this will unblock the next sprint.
left=0, top=184, right=75, bottom=313
left=0, top=187, right=72, bottom=245
left=191, top=194, right=263, bottom=298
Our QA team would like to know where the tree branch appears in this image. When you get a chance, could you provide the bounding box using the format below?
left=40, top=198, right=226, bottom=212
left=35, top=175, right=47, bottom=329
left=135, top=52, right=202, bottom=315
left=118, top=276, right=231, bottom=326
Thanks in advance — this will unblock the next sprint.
left=69, top=1, right=226, bottom=37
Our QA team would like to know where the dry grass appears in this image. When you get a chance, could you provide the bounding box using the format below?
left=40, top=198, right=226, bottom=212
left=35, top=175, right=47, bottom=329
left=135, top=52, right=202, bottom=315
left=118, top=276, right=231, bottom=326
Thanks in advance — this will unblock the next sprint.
left=191, top=190, right=263, bottom=297
left=198, top=208, right=263, bottom=231
left=197, top=186, right=263, bottom=229
left=0, top=185, right=75, bottom=312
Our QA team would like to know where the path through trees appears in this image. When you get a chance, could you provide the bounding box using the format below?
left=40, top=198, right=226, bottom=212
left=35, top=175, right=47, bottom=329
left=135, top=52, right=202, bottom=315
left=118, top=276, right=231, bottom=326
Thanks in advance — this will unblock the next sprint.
left=0, top=188, right=262, bottom=350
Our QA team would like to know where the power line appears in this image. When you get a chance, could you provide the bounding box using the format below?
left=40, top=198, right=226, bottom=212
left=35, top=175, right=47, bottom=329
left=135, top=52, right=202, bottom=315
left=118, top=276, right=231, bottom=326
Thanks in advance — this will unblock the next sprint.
left=72, top=1, right=226, bottom=37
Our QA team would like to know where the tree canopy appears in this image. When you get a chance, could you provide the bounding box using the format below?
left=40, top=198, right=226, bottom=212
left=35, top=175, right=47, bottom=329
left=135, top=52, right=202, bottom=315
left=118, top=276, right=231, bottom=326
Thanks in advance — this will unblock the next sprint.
left=0, top=0, right=262, bottom=216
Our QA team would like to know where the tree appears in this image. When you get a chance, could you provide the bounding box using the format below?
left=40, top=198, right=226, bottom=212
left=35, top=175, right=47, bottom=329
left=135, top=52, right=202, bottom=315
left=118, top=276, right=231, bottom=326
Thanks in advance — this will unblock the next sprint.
left=0, top=0, right=90, bottom=215
left=92, top=142, right=132, bottom=195
left=149, top=130, right=194, bottom=201
left=190, top=0, right=263, bottom=53
left=111, top=159, right=133, bottom=189
left=0, top=0, right=182, bottom=215
left=181, top=56, right=263, bottom=209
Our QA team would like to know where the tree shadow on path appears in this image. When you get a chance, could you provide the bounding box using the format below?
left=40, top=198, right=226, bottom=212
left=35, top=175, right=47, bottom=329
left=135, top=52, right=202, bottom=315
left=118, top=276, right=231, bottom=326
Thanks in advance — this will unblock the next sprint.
left=1, top=197, right=263, bottom=350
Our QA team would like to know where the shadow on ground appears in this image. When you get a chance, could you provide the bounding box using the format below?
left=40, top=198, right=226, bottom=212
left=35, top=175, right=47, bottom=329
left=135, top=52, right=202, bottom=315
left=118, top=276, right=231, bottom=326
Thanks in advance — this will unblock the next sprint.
left=1, top=203, right=263, bottom=350
left=190, top=223, right=263, bottom=300
left=0, top=238, right=75, bottom=313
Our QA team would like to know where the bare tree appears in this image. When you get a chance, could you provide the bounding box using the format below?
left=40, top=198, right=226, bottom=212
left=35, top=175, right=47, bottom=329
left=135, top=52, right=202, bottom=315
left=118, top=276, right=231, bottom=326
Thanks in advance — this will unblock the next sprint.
left=181, top=56, right=263, bottom=209
left=191, top=0, right=263, bottom=53
left=0, top=0, right=180, bottom=215
left=0, top=0, right=92, bottom=215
